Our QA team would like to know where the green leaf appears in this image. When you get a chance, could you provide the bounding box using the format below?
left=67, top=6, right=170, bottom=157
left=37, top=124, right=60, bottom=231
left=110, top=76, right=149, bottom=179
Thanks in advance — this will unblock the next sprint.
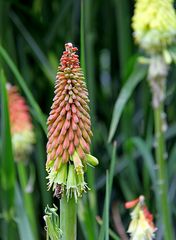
left=9, top=11, right=55, bottom=83
left=0, top=46, right=47, bottom=134
left=0, top=69, right=15, bottom=237
left=129, top=137, right=156, bottom=188
left=35, top=128, right=52, bottom=208
left=98, top=143, right=117, bottom=240
left=108, top=63, right=147, bottom=142
left=78, top=197, right=100, bottom=240
left=80, top=1, right=98, bottom=238
left=15, top=184, right=34, bottom=240
left=96, top=216, right=120, bottom=240
left=0, top=69, right=15, bottom=208
left=114, top=0, right=132, bottom=78
left=105, top=171, right=109, bottom=240
left=168, top=143, right=176, bottom=181
left=165, top=123, right=176, bottom=140
left=128, top=137, right=159, bottom=207
left=80, top=0, right=86, bottom=75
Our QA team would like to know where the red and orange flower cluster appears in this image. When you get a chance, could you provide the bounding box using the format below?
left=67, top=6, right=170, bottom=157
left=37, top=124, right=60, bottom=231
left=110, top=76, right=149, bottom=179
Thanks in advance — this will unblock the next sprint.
left=125, top=196, right=157, bottom=240
left=46, top=43, right=98, bottom=200
left=7, top=84, right=35, bottom=161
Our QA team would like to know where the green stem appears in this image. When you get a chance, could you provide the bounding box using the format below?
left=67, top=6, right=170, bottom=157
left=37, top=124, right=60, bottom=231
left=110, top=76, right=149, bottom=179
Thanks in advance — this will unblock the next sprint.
left=154, top=104, right=173, bottom=240
left=17, top=162, right=39, bottom=240
left=60, top=195, right=77, bottom=240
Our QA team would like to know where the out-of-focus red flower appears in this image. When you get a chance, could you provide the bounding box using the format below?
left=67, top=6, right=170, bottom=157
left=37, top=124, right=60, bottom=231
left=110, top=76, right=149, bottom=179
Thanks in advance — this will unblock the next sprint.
left=7, top=83, right=35, bottom=161
left=125, top=196, right=157, bottom=240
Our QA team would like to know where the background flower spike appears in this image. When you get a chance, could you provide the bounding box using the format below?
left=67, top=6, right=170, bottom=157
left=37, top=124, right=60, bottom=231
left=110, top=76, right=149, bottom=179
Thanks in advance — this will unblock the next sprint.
left=7, top=83, right=35, bottom=162
left=132, top=0, right=176, bottom=58
left=125, top=196, right=157, bottom=240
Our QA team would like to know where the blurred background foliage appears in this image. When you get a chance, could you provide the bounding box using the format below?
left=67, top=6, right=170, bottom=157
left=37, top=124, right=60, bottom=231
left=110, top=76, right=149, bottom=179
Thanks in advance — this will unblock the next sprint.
left=1, top=0, right=176, bottom=239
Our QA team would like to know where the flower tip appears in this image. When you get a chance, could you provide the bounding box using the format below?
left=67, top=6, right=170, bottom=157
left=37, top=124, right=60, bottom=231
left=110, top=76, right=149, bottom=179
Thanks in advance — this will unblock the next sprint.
left=65, top=42, right=73, bottom=48
left=139, top=195, right=145, bottom=203
left=65, top=42, right=78, bottom=53
left=6, top=82, right=12, bottom=90
left=125, top=198, right=139, bottom=209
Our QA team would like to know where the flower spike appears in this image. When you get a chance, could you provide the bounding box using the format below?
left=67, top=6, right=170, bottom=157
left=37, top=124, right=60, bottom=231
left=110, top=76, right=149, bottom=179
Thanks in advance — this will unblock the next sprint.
left=46, top=43, right=98, bottom=201
left=132, top=0, right=176, bottom=61
left=125, top=196, right=157, bottom=240
left=7, top=83, right=35, bottom=161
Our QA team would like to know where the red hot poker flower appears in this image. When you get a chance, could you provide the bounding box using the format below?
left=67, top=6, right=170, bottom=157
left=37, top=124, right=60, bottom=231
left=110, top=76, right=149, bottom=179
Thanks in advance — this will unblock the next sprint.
left=7, top=83, right=35, bottom=161
left=125, top=195, right=157, bottom=239
left=46, top=43, right=98, bottom=200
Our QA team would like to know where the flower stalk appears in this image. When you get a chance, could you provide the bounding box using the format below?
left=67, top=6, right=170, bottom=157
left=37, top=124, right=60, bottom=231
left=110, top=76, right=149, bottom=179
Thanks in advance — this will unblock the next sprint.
left=60, top=196, right=77, bottom=240
left=148, top=56, right=173, bottom=240
left=46, top=43, right=98, bottom=239
left=132, top=0, right=176, bottom=238
left=154, top=104, right=173, bottom=239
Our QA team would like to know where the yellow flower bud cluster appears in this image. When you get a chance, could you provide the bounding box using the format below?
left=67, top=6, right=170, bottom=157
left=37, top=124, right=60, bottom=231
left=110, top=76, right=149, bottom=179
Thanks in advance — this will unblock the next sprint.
left=132, top=0, right=176, bottom=58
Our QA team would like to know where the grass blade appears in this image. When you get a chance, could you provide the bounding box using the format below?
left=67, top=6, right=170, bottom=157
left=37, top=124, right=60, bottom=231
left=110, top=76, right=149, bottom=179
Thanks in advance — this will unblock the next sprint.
left=80, top=1, right=98, bottom=237
left=98, top=142, right=117, bottom=240
left=168, top=143, right=176, bottom=181
left=128, top=137, right=159, bottom=210
left=35, top=128, right=52, bottom=208
left=17, top=162, right=39, bottom=239
left=97, top=217, right=120, bottom=240
left=0, top=69, right=15, bottom=238
left=105, top=171, right=109, bottom=240
left=114, top=0, right=132, bottom=78
left=78, top=199, right=94, bottom=240
left=15, top=183, right=34, bottom=240
left=44, top=0, right=72, bottom=46
left=84, top=0, right=96, bottom=117
left=129, top=137, right=156, bottom=186
left=108, top=63, right=147, bottom=142
left=10, top=11, right=55, bottom=83
left=0, top=45, right=47, bottom=134
left=80, top=0, right=86, bottom=74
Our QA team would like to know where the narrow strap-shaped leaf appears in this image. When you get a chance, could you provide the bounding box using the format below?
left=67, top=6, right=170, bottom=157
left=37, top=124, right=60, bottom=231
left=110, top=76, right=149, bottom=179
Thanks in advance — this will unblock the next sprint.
left=108, top=63, right=147, bottom=142
left=128, top=137, right=159, bottom=208
left=80, top=0, right=86, bottom=75
left=15, top=183, right=34, bottom=240
left=0, top=70, right=15, bottom=237
left=129, top=137, right=156, bottom=185
left=98, top=143, right=119, bottom=240
left=10, top=11, right=55, bottom=83
left=105, top=171, right=109, bottom=240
